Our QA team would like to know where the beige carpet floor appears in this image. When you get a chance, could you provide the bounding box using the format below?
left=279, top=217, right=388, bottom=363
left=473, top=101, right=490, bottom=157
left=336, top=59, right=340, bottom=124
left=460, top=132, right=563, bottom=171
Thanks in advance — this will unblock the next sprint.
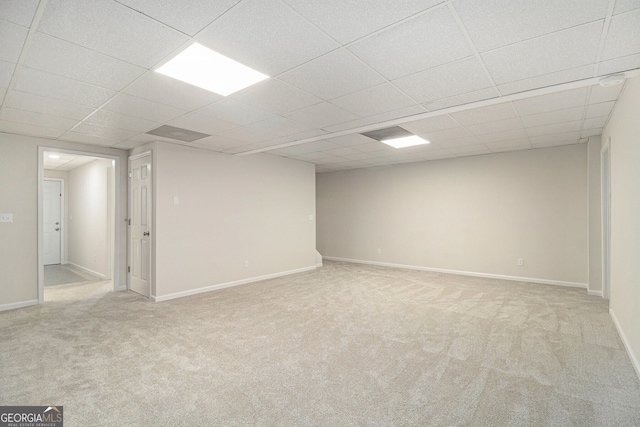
left=1, top=261, right=639, bottom=426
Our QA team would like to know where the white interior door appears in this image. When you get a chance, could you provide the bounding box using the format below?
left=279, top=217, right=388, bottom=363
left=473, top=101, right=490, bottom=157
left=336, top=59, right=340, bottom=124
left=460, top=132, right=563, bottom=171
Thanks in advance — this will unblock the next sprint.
left=43, top=180, right=62, bottom=265
left=129, top=155, right=152, bottom=297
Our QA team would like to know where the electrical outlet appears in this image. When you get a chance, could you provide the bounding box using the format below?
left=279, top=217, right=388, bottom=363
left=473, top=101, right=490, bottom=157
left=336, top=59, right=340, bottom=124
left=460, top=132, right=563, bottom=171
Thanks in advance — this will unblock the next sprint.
left=377, top=248, right=382, bottom=254
left=244, top=260, right=249, bottom=268
left=0, top=213, right=13, bottom=223
left=517, top=258, right=524, bottom=266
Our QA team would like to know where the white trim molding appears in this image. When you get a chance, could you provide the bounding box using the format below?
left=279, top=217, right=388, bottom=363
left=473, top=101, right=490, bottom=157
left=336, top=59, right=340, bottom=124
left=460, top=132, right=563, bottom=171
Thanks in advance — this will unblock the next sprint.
left=66, top=262, right=108, bottom=280
left=0, top=300, right=39, bottom=312
left=610, top=309, right=640, bottom=381
left=587, top=289, right=604, bottom=297
left=151, top=266, right=316, bottom=302
left=323, top=257, right=588, bottom=289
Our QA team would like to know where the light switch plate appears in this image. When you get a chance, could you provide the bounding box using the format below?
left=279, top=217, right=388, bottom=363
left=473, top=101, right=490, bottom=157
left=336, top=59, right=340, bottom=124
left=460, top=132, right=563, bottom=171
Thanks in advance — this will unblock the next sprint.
left=0, top=213, right=13, bottom=223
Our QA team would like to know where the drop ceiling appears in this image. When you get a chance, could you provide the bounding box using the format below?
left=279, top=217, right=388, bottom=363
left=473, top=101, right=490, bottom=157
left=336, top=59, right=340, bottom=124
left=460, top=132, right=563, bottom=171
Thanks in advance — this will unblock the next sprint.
left=1, top=0, right=639, bottom=173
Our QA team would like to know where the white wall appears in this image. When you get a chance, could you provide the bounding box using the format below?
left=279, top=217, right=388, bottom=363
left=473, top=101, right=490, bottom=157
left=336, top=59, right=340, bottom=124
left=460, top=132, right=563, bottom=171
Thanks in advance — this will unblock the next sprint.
left=317, top=144, right=588, bottom=285
left=148, top=142, right=317, bottom=299
left=603, top=76, right=640, bottom=377
left=0, top=132, right=127, bottom=310
left=587, top=137, right=602, bottom=295
left=43, top=169, right=69, bottom=263
left=68, top=159, right=113, bottom=278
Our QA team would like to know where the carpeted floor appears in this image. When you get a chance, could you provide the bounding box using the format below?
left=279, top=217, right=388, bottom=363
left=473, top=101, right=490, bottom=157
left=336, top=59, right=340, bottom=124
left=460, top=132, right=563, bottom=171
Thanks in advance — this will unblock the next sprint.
left=1, top=261, right=639, bottom=426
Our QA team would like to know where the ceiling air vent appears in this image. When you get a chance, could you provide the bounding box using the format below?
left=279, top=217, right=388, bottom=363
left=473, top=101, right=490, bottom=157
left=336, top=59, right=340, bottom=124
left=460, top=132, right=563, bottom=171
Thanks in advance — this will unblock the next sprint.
left=146, top=125, right=210, bottom=143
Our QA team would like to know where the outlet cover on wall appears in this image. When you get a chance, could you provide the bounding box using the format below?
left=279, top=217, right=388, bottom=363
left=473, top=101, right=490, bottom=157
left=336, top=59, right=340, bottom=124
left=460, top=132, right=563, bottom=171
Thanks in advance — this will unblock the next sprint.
left=0, top=213, right=13, bottom=222
left=517, top=258, right=524, bottom=266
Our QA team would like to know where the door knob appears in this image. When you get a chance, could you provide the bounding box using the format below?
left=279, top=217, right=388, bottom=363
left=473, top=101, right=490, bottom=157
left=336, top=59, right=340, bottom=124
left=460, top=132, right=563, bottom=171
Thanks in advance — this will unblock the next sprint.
left=55, top=228, right=60, bottom=231
left=143, top=232, right=150, bottom=236
left=55, top=222, right=59, bottom=225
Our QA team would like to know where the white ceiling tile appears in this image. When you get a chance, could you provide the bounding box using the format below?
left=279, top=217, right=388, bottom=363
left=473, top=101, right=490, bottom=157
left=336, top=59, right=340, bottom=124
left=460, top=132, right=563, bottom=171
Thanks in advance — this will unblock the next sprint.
left=602, top=8, right=640, bottom=60
left=348, top=7, right=473, bottom=80
left=290, top=151, right=338, bottom=161
left=0, top=20, right=28, bottom=63
left=281, top=0, right=444, bottom=45
left=454, top=0, right=609, bottom=52
left=597, top=53, right=640, bottom=76
left=14, top=67, right=116, bottom=107
left=38, top=0, right=189, bottom=68
left=449, top=103, right=517, bottom=126
left=433, top=135, right=480, bottom=147
left=196, top=0, right=339, bottom=76
left=285, top=102, right=358, bottom=128
left=246, top=116, right=311, bottom=138
left=232, top=79, right=322, bottom=115
left=115, top=0, right=242, bottom=36
left=581, top=128, right=604, bottom=138
left=0, top=119, right=65, bottom=138
left=614, top=0, right=640, bottom=14
left=0, top=0, right=39, bottom=26
left=529, top=131, right=581, bottom=145
left=196, top=98, right=274, bottom=126
left=0, top=107, right=78, bottom=130
left=324, top=134, right=373, bottom=147
left=588, top=83, right=623, bottom=103
left=84, top=109, right=160, bottom=133
left=167, top=112, right=238, bottom=135
left=279, top=50, right=385, bottom=100
left=267, top=128, right=328, bottom=145
left=423, top=87, right=500, bottom=111
left=111, top=139, right=148, bottom=150
left=321, top=105, right=427, bottom=133
left=532, top=139, right=579, bottom=148
left=4, top=91, right=94, bottom=120
left=103, top=93, right=187, bottom=122
left=497, top=65, right=595, bottom=95
left=301, top=140, right=349, bottom=152
left=513, top=87, right=589, bottom=116
left=268, top=144, right=324, bottom=157
left=330, top=83, right=418, bottom=117
left=340, top=152, right=382, bottom=162
left=217, top=126, right=272, bottom=144
left=476, top=128, right=528, bottom=142
left=486, top=139, right=531, bottom=152
left=24, top=33, right=146, bottom=91
left=464, top=117, right=524, bottom=135
left=585, top=101, right=615, bottom=118
left=447, top=144, right=492, bottom=156
left=525, top=120, right=582, bottom=137
left=124, top=72, right=222, bottom=111
left=322, top=147, right=361, bottom=157
left=482, top=21, right=602, bottom=85
left=519, top=106, right=585, bottom=128
left=419, top=126, right=471, bottom=142
left=72, top=122, right=138, bottom=140
left=60, top=131, right=123, bottom=147
left=402, top=115, right=461, bottom=135
left=0, top=60, right=15, bottom=88
left=393, top=57, right=494, bottom=104
left=190, top=135, right=248, bottom=152
left=583, top=116, right=609, bottom=129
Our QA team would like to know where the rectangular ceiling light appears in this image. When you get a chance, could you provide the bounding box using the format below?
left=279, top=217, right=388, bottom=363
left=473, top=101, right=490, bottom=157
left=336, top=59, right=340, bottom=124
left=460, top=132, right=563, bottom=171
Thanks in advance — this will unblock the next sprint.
left=381, top=135, right=430, bottom=149
left=156, top=43, right=269, bottom=96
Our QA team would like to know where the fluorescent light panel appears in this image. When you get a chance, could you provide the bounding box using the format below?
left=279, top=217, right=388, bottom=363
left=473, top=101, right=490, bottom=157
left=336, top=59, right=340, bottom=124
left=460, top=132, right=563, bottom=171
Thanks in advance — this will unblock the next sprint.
left=156, top=43, right=269, bottom=96
left=381, top=135, right=430, bottom=148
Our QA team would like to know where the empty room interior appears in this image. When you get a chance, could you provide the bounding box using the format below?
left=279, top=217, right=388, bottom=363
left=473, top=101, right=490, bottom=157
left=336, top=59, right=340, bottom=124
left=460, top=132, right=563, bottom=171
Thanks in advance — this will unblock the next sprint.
left=1, top=0, right=640, bottom=425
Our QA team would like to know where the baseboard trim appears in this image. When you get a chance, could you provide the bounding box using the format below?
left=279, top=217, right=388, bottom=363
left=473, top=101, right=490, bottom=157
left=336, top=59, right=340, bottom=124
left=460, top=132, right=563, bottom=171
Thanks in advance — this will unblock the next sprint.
left=587, top=289, right=604, bottom=297
left=0, top=299, right=39, bottom=312
left=610, top=308, right=640, bottom=381
left=66, top=262, right=107, bottom=280
left=323, top=257, right=587, bottom=289
left=151, top=266, right=317, bottom=303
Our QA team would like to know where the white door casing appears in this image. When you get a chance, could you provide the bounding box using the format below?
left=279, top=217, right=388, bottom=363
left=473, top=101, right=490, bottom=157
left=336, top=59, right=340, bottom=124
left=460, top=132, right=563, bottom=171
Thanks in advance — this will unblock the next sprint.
left=129, top=154, right=152, bottom=297
left=43, top=180, right=62, bottom=265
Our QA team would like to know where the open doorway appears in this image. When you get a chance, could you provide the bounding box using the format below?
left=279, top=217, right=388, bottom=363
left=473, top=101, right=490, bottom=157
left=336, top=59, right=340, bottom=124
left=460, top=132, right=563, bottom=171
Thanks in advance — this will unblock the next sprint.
left=601, top=139, right=612, bottom=300
left=38, top=148, right=120, bottom=303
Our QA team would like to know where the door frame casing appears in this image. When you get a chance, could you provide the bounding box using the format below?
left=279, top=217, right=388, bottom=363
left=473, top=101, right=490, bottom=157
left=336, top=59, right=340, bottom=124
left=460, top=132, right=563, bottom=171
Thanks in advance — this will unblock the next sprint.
left=38, top=147, right=122, bottom=304
left=601, top=138, right=612, bottom=300
left=43, top=178, right=64, bottom=265
left=128, top=151, right=153, bottom=297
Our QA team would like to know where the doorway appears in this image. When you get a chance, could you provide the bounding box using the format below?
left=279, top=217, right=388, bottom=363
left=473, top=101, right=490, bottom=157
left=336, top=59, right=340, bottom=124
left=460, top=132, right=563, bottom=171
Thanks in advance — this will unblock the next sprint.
left=38, top=148, right=121, bottom=303
left=601, top=140, right=612, bottom=300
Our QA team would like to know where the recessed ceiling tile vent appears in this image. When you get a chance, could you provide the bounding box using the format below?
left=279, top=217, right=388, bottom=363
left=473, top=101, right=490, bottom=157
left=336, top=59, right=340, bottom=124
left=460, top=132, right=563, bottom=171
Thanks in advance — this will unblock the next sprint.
left=146, top=125, right=210, bottom=142
left=360, top=126, right=412, bottom=141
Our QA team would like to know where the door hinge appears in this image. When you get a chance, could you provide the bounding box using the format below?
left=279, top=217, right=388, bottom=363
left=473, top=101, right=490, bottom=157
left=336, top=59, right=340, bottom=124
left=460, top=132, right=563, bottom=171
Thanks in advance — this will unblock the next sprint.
left=128, top=171, right=132, bottom=178
left=128, top=266, right=131, bottom=273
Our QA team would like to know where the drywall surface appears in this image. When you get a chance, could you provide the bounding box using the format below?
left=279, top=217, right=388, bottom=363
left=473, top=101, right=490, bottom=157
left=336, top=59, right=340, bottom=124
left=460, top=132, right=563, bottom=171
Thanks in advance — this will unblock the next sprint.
left=603, top=76, right=640, bottom=377
left=152, top=143, right=316, bottom=298
left=317, top=144, right=588, bottom=285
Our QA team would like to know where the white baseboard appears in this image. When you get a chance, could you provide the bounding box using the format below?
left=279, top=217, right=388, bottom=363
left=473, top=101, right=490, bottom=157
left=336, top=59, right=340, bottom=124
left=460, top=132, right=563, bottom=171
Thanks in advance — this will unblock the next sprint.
left=323, top=256, right=587, bottom=289
left=67, top=262, right=107, bottom=280
left=315, top=250, right=323, bottom=267
left=587, top=289, right=604, bottom=297
left=0, top=299, right=39, bottom=312
left=151, top=265, right=316, bottom=303
left=610, top=308, right=640, bottom=381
